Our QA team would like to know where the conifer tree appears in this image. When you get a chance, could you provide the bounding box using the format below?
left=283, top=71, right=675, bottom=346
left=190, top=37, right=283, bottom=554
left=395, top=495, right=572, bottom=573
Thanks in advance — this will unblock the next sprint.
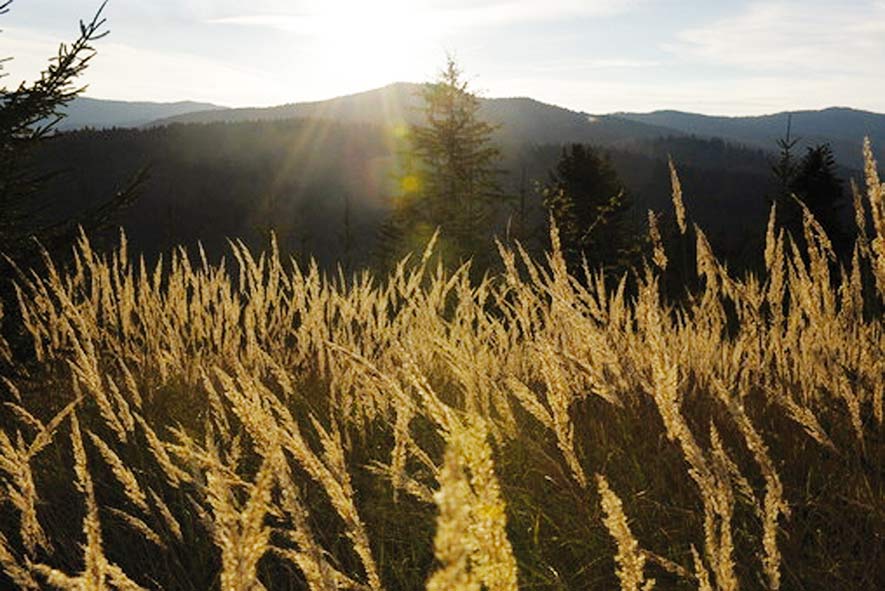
left=0, top=0, right=142, bottom=261
left=772, top=114, right=799, bottom=198
left=542, top=143, right=635, bottom=273
left=791, top=143, right=850, bottom=257
left=769, top=123, right=849, bottom=258
left=769, top=113, right=804, bottom=242
left=381, top=57, right=504, bottom=268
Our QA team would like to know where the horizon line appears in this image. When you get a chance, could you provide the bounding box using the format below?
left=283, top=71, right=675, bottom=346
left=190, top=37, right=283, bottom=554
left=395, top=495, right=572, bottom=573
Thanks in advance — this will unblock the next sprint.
left=77, top=80, right=882, bottom=120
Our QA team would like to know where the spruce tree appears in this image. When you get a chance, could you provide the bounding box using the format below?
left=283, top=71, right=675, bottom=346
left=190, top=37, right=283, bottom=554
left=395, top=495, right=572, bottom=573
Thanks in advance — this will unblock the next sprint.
left=791, top=143, right=850, bottom=258
left=0, top=1, right=142, bottom=262
left=382, top=57, right=504, bottom=268
left=769, top=118, right=849, bottom=258
left=769, top=113, right=804, bottom=243
left=542, top=144, right=635, bottom=273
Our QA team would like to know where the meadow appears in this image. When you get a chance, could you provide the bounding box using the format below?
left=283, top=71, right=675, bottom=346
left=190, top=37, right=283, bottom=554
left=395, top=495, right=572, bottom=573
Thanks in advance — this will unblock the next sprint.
left=0, top=140, right=883, bottom=590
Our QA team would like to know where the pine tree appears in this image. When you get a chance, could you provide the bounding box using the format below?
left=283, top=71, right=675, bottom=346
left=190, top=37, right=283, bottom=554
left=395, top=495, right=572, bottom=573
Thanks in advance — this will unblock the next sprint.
left=769, top=117, right=849, bottom=258
left=0, top=1, right=143, bottom=262
left=381, top=57, right=504, bottom=268
left=769, top=113, right=804, bottom=242
left=772, top=114, right=799, bottom=198
left=542, top=144, right=635, bottom=273
left=791, top=143, right=850, bottom=257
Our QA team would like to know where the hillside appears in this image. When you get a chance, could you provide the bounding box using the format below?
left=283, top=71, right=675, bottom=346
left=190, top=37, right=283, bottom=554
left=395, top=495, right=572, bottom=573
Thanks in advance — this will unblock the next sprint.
left=61, top=86, right=885, bottom=169
left=31, top=120, right=397, bottom=268
left=53, top=97, right=226, bottom=130
left=616, top=107, right=885, bottom=168
left=30, top=119, right=778, bottom=271
left=147, top=82, right=681, bottom=147
left=29, top=85, right=876, bottom=271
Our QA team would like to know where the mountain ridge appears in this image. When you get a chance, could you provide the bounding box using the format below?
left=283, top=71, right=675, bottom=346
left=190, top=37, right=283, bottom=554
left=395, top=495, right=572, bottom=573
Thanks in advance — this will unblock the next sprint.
left=56, top=97, right=226, bottom=130
left=58, top=84, right=885, bottom=168
left=615, top=106, right=885, bottom=168
left=144, top=82, right=684, bottom=149
left=142, top=83, right=885, bottom=167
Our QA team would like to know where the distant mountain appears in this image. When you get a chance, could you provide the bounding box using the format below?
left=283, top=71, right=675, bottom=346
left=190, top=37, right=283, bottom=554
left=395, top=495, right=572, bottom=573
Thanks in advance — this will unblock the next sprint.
left=615, top=107, right=885, bottom=168
left=55, top=97, right=226, bottom=130
left=147, top=82, right=681, bottom=148
left=69, top=87, right=885, bottom=168
left=146, top=83, right=423, bottom=127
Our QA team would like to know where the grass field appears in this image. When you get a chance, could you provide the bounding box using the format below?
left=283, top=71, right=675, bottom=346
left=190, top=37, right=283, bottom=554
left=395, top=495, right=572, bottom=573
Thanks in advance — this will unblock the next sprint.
left=0, top=141, right=883, bottom=590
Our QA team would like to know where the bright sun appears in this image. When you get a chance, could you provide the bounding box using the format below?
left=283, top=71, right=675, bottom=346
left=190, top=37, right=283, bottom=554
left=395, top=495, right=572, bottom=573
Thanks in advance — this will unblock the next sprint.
left=301, top=0, right=442, bottom=95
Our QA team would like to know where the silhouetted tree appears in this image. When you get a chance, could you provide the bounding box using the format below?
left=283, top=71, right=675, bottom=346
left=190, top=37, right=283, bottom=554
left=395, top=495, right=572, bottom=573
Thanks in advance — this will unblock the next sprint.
left=791, top=143, right=850, bottom=257
left=768, top=114, right=804, bottom=241
left=772, top=115, right=799, bottom=196
left=542, top=144, right=635, bottom=273
left=382, top=56, right=505, bottom=268
left=0, top=0, right=142, bottom=261
left=770, top=123, right=850, bottom=258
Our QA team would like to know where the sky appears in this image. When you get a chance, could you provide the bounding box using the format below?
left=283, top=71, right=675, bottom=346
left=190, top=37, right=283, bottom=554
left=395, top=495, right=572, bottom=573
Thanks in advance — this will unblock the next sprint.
left=2, top=0, right=884, bottom=115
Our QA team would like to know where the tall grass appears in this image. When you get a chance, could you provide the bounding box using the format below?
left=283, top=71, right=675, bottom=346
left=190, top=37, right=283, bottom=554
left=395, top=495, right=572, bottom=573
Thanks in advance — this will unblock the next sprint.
left=0, top=141, right=883, bottom=590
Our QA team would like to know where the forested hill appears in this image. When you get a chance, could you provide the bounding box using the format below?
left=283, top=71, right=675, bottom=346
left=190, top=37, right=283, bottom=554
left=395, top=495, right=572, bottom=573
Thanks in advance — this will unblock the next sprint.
left=31, top=86, right=875, bottom=274
left=31, top=117, right=784, bottom=270
left=65, top=84, right=885, bottom=169
left=55, top=97, right=225, bottom=130
left=148, top=82, right=680, bottom=148
left=616, top=107, right=885, bottom=169
left=33, top=120, right=397, bottom=269
left=144, top=84, right=885, bottom=170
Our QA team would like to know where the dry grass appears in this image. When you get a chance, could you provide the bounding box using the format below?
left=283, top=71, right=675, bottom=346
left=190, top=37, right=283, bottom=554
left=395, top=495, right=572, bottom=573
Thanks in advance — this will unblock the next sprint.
left=0, top=141, right=883, bottom=590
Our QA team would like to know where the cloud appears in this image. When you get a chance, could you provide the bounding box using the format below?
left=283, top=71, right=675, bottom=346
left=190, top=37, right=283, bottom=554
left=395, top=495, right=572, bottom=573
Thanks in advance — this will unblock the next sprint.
left=428, top=0, right=640, bottom=25
left=1, top=26, right=289, bottom=105
left=667, top=1, right=885, bottom=73
left=526, top=58, right=661, bottom=73
left=209, top=14, right=322, bottom=36
left=210, top=0, right=641, bottom=36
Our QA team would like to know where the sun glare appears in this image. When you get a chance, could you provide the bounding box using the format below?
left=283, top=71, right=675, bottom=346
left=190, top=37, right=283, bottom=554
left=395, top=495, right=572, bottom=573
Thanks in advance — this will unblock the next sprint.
left=304, top=0, right=439, bottom=95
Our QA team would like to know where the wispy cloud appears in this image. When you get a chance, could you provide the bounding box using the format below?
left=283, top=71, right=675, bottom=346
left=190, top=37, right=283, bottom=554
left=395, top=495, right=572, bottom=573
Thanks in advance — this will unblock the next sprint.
left=208, top=14, right=324, bottom=36
left=1, top=26, right=287, bottom=105
left=210, top=0, right=641, bottom=35
left=667, top=0, right=885, bottom=73
left=429, top=0, right=641, bottom=26
left=526, top=58, right=661, bottom=73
